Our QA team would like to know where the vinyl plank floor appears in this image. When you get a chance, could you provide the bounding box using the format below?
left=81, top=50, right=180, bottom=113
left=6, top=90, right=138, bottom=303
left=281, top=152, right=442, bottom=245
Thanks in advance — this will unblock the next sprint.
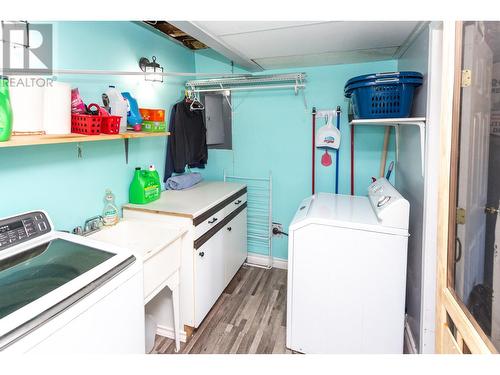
left=152, top=265, right=291, bottom=355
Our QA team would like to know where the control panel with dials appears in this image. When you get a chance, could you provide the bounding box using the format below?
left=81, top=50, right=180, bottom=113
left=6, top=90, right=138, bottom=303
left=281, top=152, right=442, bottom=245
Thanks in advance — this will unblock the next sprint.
left=367, top=178, right=410, bottom=229
left=0, top=211, right=52, bottom=250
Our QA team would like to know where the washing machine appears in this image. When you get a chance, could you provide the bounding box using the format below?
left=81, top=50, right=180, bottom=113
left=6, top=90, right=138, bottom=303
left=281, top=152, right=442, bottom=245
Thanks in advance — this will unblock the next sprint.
left=0, top=210, right=145, bottom=353
left=286, top=178, right=410, bottom=354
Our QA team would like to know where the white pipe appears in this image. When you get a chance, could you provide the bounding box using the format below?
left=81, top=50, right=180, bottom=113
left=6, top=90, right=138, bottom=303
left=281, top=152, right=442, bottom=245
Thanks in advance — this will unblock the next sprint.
left=49, top=69, right=249, bottom=78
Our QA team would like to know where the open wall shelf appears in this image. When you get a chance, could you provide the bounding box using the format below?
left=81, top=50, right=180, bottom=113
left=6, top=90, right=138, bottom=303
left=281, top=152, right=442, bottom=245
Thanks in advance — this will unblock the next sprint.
left=349, top=117, right=426, bottom=176
left=0, top=131, right=169, bottom=148
left=0, top=131, right=170, bottom=164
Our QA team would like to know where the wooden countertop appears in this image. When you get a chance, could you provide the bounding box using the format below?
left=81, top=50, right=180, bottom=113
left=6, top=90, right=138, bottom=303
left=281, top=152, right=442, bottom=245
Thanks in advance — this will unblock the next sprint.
left=123, top=181, right=246, bottom=219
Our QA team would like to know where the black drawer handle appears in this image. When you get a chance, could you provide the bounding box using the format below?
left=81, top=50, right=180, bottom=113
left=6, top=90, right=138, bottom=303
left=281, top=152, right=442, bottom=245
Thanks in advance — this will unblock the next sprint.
left=227, top=227, right=232, bottom=231
left=208, top=217, right=218, bottom=224
left=199, top=251, right=205, bottom=257
left=235, top=200, right=242, bottom=205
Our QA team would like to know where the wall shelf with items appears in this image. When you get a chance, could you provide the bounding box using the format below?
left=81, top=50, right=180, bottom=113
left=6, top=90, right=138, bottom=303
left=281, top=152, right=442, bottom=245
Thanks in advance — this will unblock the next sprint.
left=349, top=117, right=426, bottom=176
left=0, top=131, right=170, bottom=163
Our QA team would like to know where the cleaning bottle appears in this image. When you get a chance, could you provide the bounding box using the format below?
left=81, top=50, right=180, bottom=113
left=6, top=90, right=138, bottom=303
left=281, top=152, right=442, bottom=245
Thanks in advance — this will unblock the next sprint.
left=102, top=189, right=119, bottom=226
left=148, top=164, right=160, bottom=185
left=129, top=166, right=161, bottom=204
left=103, top=86, right=128, bottom=133
left=122, top=92, right=143, bottom=129
left=0, top=76, right=13, bottom=142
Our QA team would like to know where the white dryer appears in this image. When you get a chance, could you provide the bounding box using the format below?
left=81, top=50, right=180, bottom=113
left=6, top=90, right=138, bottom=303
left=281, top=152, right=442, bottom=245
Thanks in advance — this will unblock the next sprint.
left=286, top=178, right=410, bottom=354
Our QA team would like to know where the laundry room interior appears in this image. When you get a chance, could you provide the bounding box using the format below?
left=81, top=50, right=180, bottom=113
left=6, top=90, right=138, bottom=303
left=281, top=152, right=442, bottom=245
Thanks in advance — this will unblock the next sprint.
left=1, top=12, right=500, bottom=361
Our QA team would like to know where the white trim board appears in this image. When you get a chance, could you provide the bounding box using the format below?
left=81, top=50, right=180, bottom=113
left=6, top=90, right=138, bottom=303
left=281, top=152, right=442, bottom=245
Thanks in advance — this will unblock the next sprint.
left=246, top=253, right=288, bottom=270
left=156, top=324, right=188, bottom=344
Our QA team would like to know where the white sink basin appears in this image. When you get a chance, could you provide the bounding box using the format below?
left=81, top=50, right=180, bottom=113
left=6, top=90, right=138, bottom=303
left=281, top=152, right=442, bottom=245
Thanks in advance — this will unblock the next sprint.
left=90, top=219, right=187, bottom=303
left=90, top=219, right=185, bottom=261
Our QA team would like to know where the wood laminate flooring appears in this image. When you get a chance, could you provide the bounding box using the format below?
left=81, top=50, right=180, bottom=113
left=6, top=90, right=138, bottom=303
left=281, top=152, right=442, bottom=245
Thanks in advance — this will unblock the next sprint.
left=152, top=265, right=292, bottom=354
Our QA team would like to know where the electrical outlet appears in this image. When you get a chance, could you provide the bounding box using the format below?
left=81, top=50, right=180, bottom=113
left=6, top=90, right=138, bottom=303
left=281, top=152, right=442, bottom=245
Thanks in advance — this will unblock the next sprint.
left=272, top=222, right=283, bottom=237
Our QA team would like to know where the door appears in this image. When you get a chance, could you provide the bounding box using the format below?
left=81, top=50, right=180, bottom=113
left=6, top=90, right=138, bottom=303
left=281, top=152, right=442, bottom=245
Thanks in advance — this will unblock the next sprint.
left=224, top=208, right=248, bottom=285
left=454, top=22, right=493, bottom=302
left=194, top=228, right=225, bottom=327
left=436, top=21, right=498, bottom=354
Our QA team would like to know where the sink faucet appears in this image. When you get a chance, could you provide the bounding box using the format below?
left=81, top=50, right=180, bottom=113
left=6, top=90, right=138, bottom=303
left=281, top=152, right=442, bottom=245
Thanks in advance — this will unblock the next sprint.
left=72, top=215, right=104, bottom=236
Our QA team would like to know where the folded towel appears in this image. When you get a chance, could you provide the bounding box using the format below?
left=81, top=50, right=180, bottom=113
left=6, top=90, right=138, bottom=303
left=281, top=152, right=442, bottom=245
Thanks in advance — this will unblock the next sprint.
left=166, top=172, right=203, bottom=190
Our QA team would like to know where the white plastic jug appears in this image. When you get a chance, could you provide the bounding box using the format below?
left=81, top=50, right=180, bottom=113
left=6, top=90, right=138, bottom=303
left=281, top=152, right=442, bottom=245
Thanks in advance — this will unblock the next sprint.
left=104, top=86, right=128, bottom=133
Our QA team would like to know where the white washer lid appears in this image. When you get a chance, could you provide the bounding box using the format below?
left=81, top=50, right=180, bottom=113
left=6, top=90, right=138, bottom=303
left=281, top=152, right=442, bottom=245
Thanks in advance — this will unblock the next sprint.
left=290, top=193, right=409, bottom=236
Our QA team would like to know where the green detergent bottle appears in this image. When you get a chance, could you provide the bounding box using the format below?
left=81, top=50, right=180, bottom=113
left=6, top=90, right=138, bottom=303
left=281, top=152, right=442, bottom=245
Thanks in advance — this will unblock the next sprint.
left=0, top=76, right=13, bottom=142
left=129, top=165, right=161, bottom=204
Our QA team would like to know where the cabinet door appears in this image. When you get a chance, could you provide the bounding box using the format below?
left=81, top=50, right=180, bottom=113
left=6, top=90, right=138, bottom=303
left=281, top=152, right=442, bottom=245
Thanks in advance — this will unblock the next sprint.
left=224, top=208, right=248, bottom=285
left=194, top=228, right=225, bottom=327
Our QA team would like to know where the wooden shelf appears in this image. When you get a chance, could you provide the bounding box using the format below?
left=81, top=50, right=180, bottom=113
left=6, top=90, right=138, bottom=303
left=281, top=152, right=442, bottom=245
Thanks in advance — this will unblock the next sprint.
left=0, top=131, right=170, bottom=148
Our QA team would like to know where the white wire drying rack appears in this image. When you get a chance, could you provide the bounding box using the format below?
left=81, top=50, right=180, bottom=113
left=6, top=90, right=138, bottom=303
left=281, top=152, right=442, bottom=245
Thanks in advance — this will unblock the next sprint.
left=224, top=171, right=273, bottom=269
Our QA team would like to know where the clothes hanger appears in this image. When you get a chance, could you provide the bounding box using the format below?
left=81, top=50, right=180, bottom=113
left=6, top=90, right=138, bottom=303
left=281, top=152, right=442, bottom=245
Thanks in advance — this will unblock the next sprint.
left=189, top=91, right=205, bottom=111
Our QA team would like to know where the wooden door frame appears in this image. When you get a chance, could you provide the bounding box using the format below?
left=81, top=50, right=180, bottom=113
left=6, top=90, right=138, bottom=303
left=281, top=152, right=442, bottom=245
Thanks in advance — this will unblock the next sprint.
left=435, top=20, right=497, bottom=354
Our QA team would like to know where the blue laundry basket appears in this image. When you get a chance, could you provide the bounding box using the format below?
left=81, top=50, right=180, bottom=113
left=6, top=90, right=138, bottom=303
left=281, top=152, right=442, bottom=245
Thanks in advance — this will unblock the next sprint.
left=344, top=71, right=423, bottom=119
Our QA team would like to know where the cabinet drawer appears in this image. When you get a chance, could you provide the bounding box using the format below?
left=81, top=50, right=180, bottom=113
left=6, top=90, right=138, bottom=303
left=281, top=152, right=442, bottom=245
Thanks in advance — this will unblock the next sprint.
left=143, top=237, right=181, bottom=302
left=224, top=193, right=247, bottom=217
left=193, top=188, right=247, bottom=240
left=194, top=207, right=226, bottom=240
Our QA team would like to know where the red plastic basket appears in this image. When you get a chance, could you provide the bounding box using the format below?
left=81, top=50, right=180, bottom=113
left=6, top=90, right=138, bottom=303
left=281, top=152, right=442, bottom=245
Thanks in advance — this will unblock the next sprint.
left=101, top=115, right=121, bottom=134
left=71, top=113, right=102, bottom=135
left=71, top=103, right=122, bottom=135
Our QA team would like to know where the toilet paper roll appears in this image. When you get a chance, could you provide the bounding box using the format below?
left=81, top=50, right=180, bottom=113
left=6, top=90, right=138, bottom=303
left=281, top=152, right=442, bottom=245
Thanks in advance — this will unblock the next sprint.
left=43, top=82, right=71, bottom=134
left=10, top=77, right=45, bottom=133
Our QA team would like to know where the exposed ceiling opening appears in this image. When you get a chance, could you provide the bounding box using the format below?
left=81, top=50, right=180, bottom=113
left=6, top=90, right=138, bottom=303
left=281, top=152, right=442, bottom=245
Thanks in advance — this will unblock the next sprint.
left=144, top=21, right=208, bottom=50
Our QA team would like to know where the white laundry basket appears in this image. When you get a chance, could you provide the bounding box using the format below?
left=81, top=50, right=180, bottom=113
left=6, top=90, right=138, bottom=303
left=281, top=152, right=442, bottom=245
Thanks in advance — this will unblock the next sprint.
left=145, top=313, right=157, bottom=353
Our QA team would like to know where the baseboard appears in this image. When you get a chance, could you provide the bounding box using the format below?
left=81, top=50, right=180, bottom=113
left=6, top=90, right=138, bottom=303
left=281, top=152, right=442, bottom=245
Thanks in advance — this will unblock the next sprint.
left=156, top=324, right=188, bottom=343
left=404, top=316, right=418, bottom=354
left=246, top=253, right=288, bottom=270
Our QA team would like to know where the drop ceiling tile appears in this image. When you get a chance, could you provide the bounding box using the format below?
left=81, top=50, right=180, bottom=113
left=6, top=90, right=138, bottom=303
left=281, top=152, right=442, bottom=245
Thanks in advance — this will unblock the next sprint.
left=254, top=47, right=399, bottom=69
left=219, top=21, right=419, bottom=59
left=192, top=21, right=326, bottom=36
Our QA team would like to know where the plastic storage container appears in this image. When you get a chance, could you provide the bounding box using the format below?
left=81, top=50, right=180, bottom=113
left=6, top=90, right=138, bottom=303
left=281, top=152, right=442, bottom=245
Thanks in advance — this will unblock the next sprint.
left=139, top=108, right=165, bottom=122
left=142, top=121, right=166, bottom=133
left=344, top=71, right=423, bottom=119
left=71, top=103, right=121, bottom=135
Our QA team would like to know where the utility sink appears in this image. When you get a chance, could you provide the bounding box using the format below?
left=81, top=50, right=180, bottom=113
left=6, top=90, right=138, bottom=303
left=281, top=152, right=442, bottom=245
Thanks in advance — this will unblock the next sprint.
left=90, top=218, right=187, bottom=303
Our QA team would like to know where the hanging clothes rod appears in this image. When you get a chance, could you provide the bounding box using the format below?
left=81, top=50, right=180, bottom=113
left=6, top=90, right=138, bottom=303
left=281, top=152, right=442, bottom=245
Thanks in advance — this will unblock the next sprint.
left=186, top=73, right=307, bottom=96
left=187, top=84, right=306, bottom=94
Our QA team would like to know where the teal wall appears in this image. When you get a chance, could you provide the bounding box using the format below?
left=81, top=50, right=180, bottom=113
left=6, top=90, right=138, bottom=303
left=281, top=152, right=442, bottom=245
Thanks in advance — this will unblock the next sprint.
left=0, top=22, right=194, bottom=231
left=193, top=51, right=397, bottom=259
left=0, top=22, right=397, bottom=262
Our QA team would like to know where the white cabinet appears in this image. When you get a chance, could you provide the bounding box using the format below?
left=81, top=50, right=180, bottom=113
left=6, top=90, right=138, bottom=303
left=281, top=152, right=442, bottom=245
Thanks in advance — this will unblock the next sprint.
left=194, top=227, right=225, bottom=325
left=224, top=208, right=248, bottom=285
left=123, top=182, right=248, bottom=336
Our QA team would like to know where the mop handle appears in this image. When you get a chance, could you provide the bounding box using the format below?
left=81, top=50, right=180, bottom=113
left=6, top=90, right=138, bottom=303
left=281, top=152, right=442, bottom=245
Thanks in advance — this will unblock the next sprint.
left=335, top=106, right=341, bottom=194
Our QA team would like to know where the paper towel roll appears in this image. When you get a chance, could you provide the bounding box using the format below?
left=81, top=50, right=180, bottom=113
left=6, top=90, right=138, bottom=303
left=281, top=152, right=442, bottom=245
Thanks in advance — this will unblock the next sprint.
left=43, top=82, right=71, bottom=134
left=10, top=77, right=44, bottom=133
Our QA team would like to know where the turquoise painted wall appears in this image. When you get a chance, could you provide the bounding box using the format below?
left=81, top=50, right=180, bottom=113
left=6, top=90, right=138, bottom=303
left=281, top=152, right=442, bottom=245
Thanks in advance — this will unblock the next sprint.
left=0, top=22, right=194, bottom=230
left=0, top=22, right=397, bottom=262
left=194, top=51, right=397, bottom=259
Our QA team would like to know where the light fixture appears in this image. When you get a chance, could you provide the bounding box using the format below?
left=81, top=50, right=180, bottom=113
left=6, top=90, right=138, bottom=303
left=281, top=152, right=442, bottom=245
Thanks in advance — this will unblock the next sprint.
left=139, top=56, right=164, bottom=83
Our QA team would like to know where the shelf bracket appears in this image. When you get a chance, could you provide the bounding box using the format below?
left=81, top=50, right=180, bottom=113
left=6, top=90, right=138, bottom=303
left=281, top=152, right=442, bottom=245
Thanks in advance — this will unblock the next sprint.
left=394, top=121, right=425, bottom=176
left=349, top=118, right=426, bottom=177
left=124, top=138, right=129, bottom=164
